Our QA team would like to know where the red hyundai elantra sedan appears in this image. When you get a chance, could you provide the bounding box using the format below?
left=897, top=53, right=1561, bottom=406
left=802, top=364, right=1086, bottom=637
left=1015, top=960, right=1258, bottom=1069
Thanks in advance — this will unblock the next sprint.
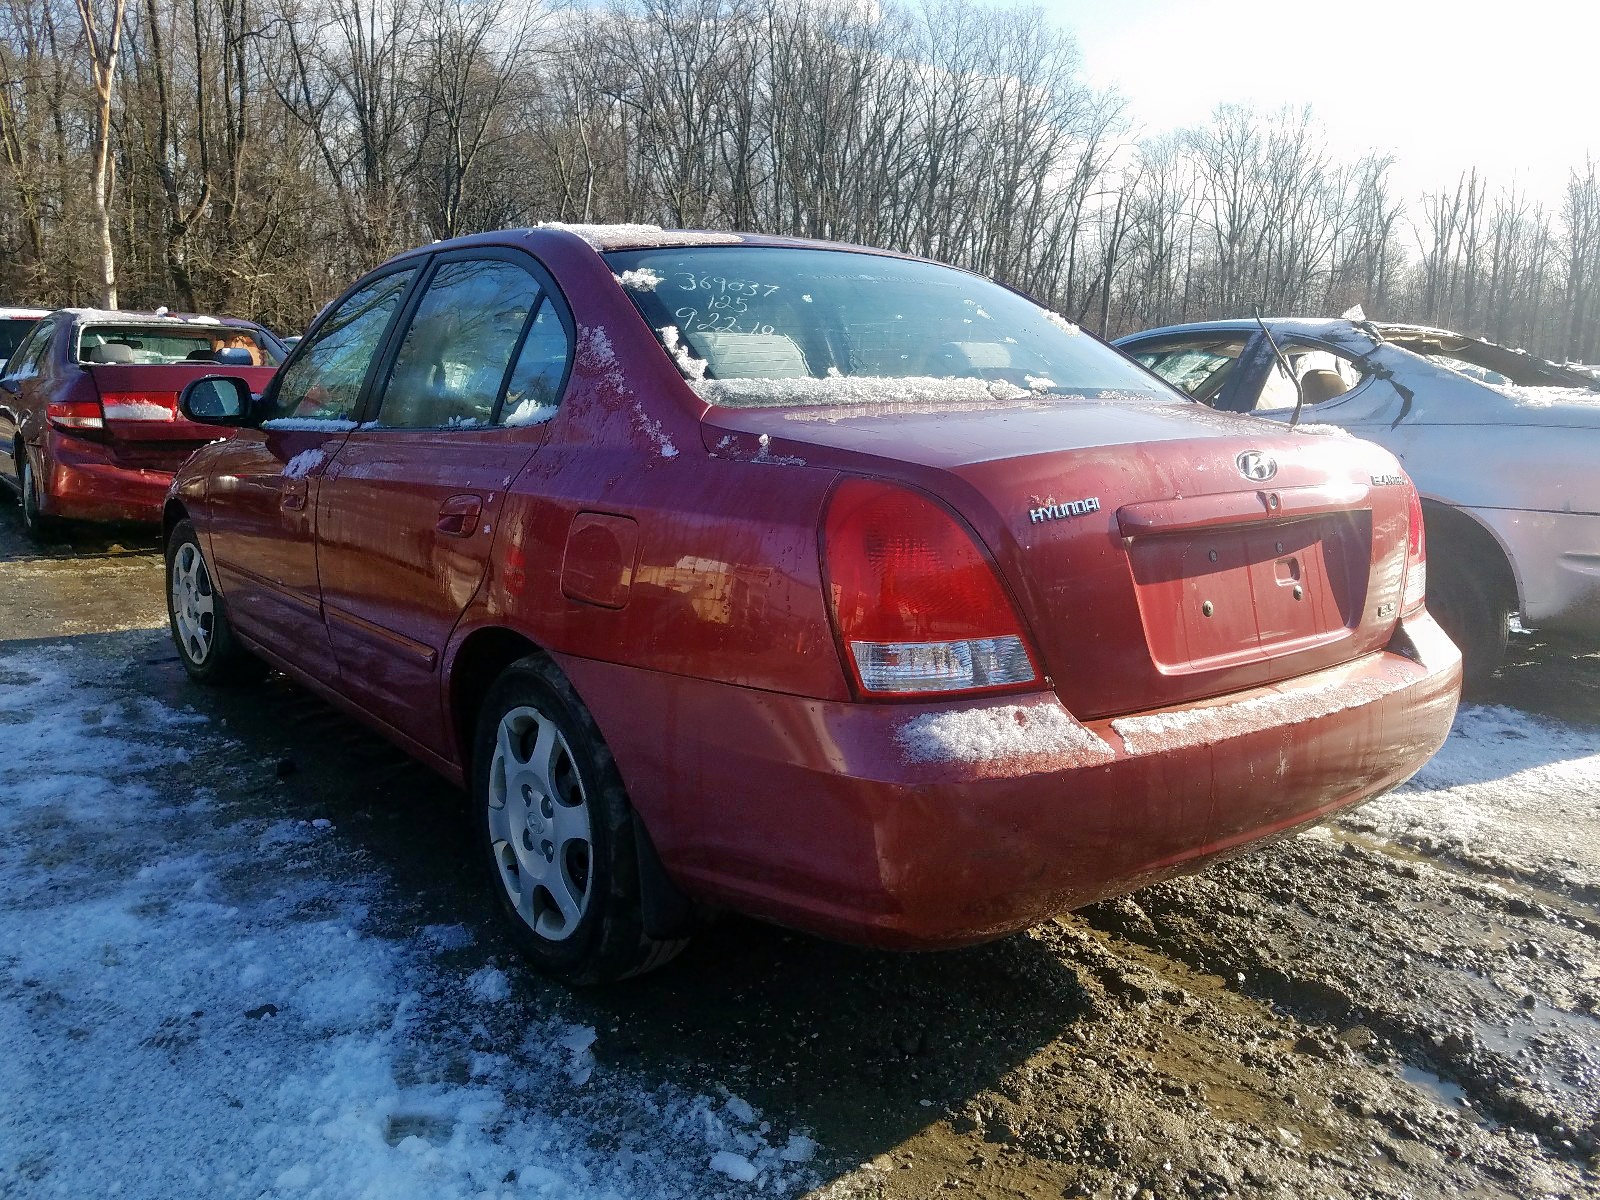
left=164, top=226, right=1461, bottom=982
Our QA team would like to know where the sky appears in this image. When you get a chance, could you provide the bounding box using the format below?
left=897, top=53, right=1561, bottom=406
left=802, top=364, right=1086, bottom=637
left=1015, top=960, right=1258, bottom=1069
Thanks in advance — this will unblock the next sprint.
left=1040, top=0, right=1600, bottom=210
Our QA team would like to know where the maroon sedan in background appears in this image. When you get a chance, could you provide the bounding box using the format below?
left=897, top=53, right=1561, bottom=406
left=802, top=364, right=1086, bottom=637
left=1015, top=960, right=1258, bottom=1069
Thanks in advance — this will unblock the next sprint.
left=164, top=226, right=1460, bottom=983
left=0, top=308, right=283, bottom=538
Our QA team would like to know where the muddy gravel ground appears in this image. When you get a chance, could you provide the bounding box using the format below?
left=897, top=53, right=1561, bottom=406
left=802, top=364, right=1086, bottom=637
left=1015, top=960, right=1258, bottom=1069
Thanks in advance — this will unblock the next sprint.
left=1, top=506, right=1597, bottom=1200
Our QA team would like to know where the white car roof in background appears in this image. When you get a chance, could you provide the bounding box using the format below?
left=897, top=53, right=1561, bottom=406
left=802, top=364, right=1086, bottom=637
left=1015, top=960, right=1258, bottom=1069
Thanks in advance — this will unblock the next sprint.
left=0, top=307, right=49, bottom=320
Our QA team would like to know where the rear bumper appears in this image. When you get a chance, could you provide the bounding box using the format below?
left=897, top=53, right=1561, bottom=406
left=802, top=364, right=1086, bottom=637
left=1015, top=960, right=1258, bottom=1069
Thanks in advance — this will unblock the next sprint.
left=38, top=433, right=175, bottom=524
left=562, top=612, right=1462, bottom=949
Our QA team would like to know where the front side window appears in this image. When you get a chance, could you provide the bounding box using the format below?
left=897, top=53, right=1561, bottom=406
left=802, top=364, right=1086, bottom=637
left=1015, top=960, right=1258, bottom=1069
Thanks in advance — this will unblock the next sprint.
left=605, top=246, right=1167, bottom=409
left=372, top=258, right=542, bottom=429
left=269, top=270, right=415, bottom=425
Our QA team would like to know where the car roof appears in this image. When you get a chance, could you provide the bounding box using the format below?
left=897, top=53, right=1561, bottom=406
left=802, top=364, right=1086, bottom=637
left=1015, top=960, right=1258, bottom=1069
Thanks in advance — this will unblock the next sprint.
left=405, top=223, right=945, bottom=269
left=0, top=307, right=49, bottom=320
left=54, top=307, right=264, bottom=331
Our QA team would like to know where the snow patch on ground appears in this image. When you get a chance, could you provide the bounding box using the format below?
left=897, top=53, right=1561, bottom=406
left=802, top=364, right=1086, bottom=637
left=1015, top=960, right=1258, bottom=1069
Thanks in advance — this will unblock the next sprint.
left=1343, top=704, right=1600, bottom=895
left=898, top=703, right=1114, bottom=766
left=0, top=637, right=820, bottom=1199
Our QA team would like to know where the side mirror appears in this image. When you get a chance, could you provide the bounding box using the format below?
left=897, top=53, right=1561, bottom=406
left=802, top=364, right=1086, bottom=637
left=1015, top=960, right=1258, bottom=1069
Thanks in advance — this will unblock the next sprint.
left=0, top=377, right=17, bottom=395
left=180, top=376, right=256, bottom=426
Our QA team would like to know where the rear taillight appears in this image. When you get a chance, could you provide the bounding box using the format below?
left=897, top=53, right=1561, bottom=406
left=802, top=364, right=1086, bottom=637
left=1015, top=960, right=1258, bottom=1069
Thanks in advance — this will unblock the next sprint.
left=99, top=391, right=177, bottom=422
left=46, top=399, right=105, bottom=431
left=822, top=478, right=1040, bottom=698
left=1401, top=477, right=1426, bottom=615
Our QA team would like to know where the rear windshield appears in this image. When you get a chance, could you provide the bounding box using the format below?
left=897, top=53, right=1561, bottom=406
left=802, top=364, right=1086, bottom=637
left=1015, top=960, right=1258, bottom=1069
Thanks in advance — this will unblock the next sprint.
left=604, top=246, right=1168, bottom=408
left=77, top=323, right=282, bottom=368
left=0, top=317, right=37, bottom=365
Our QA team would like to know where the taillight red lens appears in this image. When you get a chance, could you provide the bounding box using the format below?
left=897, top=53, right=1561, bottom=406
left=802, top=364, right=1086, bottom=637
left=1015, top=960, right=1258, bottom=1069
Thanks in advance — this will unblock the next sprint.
left=99, top=391, right=177, bottom=422
left=46, top=399, right=105, bottom=431
left=1401, top=477, right=1426, bottom=615
left=822, top=478, right=1040, bottom=697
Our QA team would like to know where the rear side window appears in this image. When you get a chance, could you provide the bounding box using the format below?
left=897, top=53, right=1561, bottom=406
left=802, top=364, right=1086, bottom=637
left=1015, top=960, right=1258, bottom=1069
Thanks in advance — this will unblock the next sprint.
left=500, top=302, right=570, bottom=426
left=371, top=258, right=542, bottom=429
left=268, top=270, right=416, bottom=425
left=1250, top=343, right=1367, bottom=412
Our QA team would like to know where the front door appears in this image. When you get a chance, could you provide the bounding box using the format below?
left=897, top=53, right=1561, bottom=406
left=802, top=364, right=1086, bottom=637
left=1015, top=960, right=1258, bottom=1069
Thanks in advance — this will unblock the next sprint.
left=203, top=267, right=419, bottom=675
left=316, top=252, right=574, bottom=754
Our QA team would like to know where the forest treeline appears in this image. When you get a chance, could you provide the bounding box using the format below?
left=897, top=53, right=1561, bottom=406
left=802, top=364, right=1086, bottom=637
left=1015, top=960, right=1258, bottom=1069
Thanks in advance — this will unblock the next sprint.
left=3, top=0, right=1599, bottom=359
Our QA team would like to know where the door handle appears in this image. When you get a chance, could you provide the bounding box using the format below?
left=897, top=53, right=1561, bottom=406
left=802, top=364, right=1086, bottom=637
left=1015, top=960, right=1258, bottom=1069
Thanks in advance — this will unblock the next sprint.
left=281, top=478, right=307, bottom=512
left=436, top=494, right=483, bottom=537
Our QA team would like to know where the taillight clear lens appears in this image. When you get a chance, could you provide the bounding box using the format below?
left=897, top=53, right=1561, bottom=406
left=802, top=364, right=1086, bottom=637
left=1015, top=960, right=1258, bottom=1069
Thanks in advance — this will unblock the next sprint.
left=823, top=478, right=1040, bottom=697
left=46, top=400, right=105, bottom=431
left=1401, top=477, right=1426, bottom=615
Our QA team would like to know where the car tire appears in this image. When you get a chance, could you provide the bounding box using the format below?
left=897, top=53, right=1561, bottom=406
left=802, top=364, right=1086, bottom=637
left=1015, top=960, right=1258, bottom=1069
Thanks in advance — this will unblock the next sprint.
left=473, top=655, right=688, bottom=984
left=166, top=519, right=266, bottom=684
left=1426, top=553, right=1510, bottom=691
left=18, top=454, right=58, bottom=542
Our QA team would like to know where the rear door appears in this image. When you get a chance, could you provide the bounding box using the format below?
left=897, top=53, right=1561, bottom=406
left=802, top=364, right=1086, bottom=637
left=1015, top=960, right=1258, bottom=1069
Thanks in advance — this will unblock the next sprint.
left=202, top=267, right=420, bottom=673
left=315, top=250, right=573, bottom=754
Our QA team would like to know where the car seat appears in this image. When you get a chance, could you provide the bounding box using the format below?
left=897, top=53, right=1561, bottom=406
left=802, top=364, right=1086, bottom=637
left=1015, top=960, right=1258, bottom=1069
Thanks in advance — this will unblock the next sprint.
left=1299, top=368, right=1350, bottom=406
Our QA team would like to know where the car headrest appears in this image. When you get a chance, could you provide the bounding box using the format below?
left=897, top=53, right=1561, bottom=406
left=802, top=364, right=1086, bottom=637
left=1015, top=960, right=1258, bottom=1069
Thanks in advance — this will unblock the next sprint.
left=87, top=343, right=136, bottom=363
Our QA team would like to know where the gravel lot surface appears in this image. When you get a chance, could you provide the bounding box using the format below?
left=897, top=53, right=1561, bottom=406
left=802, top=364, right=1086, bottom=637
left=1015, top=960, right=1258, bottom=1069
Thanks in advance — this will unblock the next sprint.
left=0, top=508, right=1596, bottom=1199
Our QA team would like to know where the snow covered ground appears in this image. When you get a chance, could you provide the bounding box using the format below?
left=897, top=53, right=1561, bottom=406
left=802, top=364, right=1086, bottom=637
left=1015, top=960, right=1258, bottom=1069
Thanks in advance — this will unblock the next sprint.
left=0, top=528, right=1596, bottom=1200
left=0, top=637, right=818, bottom=1199
left=1347, top=702, right=1600, bottom=898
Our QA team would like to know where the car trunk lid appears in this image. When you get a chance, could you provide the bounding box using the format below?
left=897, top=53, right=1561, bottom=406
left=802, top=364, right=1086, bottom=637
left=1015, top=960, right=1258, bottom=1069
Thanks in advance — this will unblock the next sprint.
left=700, top=393, right=1411, bottom=718
left=87, top=363, right=277, bottom=471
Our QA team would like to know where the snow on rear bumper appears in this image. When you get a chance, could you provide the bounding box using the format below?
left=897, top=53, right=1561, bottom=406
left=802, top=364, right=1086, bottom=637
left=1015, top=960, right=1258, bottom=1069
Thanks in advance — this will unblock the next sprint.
left=560, top=612, right=1462, bottom=949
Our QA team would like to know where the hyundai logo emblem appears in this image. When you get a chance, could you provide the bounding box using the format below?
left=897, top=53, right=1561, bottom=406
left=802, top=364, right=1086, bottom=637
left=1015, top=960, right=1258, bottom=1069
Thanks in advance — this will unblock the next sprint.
left=1236, top=450, right=1278, bottom=482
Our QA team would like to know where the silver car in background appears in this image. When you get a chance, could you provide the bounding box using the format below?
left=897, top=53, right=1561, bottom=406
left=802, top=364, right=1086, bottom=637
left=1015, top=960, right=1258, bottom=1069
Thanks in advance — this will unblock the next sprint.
left=1115, top=318, right=1600, bottom=686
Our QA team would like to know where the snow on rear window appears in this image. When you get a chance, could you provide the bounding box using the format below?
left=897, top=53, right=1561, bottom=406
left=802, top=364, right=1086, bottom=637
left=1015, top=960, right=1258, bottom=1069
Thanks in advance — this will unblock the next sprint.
left=604, top=246, right=1166, bottom=408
